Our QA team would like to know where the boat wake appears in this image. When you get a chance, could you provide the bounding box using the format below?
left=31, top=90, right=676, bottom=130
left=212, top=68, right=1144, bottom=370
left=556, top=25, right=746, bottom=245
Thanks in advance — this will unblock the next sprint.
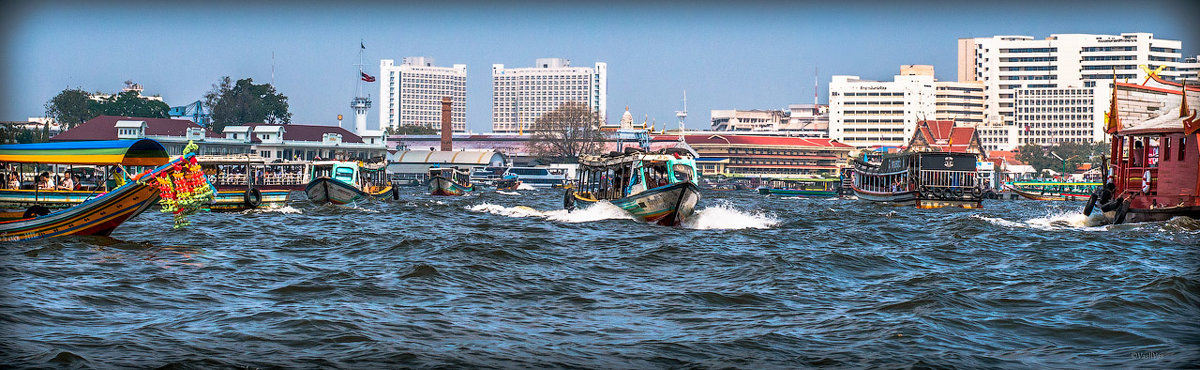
left=972, top=211, right=1108, bottom=231
left=243, top=205, right=302, bottom=214
left=682, top=202, right=779, bottom=230
left=496, top=191, right=520, bottom=196
left=516, top=183, right=537, bottom=191
left=467, top=201, right=632, bottom=223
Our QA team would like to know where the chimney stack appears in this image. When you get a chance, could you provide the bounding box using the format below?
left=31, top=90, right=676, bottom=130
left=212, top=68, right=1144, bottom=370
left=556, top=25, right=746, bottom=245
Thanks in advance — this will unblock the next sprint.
left=440, top=96, right=453, bottom=151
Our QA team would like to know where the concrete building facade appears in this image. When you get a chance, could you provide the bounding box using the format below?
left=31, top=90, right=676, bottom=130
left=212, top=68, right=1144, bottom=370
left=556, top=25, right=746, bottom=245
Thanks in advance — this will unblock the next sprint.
left=829, top=70, right=936, bottom=147
left=491, top=58, right=607, bottom=134
left=379, top=57, right=467, bottom=132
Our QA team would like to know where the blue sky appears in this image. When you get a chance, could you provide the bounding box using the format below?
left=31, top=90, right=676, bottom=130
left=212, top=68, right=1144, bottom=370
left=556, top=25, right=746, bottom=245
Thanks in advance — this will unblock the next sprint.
left=1, top=1, right=1194, bottom=133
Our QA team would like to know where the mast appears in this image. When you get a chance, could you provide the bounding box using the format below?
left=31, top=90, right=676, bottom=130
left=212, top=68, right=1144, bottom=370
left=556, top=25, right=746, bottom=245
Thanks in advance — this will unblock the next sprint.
left=351, top=39, right=372, bottom=135
left=675, top=90, right=687, bottom=142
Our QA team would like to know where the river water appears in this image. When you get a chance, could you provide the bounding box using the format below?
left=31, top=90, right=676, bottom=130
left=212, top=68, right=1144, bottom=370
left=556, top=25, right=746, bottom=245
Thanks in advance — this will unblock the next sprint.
left=1, top=188, right=1198, bottom=368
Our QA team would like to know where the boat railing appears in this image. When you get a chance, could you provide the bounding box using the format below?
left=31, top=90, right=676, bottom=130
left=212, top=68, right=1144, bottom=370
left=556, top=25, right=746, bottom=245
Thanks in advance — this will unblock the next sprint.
left=918, top=170, right=979, bottom=190
left=1120, top=165, right=1157, bottom=194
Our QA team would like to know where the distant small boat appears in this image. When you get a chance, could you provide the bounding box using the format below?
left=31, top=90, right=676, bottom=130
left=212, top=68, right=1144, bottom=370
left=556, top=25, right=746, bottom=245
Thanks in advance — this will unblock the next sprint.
left=494, top=177, right=522, bottom=191
left=1005, top=181, right=1100, bottom=201
left=305, top=160, right=396, bottom=205
left=758, top=178, right=841, bottom=197
left=565, top=147, right=700, bottom=226
left=428, top=167, right=474, bottom=196
left=504, top=167, right=568, bottom=188
left=0, top=139, right=203, bottom=241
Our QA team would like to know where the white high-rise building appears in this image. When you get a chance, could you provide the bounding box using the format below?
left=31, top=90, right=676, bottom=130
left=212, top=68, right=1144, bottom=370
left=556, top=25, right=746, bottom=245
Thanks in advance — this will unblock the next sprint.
left=958, top=33, right=1187, bottom=127
left=829, top=68, right=936, bottom=147
left=491, top=58, right=607, bottom=134
left=379, top=57, right=467, bottom=132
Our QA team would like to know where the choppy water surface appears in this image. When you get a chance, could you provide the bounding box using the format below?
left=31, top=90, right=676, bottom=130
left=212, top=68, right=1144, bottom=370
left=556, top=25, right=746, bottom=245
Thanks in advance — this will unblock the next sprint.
left=2, top=189, right=1198, bottom=368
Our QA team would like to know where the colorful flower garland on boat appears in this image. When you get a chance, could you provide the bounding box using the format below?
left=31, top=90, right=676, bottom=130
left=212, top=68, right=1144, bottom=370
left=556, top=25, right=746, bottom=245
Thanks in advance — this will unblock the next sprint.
left=146, top=141, right=213, bottom=228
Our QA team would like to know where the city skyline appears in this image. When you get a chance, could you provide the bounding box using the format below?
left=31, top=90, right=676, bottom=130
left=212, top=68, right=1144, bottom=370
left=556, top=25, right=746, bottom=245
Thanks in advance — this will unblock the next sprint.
left=1, top=1, right=1195, bottom=133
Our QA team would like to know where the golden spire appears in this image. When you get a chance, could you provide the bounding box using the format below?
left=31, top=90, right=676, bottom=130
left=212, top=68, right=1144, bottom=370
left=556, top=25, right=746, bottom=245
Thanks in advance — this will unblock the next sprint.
left=1105, top=67, right=1120, bottom=134
left=1182, top=80, right=1190, bottom=118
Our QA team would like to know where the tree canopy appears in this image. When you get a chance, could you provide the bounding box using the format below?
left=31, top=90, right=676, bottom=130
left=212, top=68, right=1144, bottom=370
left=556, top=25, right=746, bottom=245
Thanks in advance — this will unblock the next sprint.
left=204, top=77, right=291, bottom=132
left=385, top=125, right=441, bottom=135
left=527, top=101, right=607, bottom=162
left=1015, top=141, right=1110, bottom=175
left=44, top=88, right=170, bottom=130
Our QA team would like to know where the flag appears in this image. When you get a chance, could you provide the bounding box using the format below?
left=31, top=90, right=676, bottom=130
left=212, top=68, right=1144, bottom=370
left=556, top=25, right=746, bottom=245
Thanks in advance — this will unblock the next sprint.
left=361, top=71, right=376, bottom=82
left=360, top=41, right=365, bottom=49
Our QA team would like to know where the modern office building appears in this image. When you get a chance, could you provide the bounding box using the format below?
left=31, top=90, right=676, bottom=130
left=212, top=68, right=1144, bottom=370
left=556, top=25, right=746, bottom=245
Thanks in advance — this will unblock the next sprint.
left=491, top=58, right=607, bottom=134
left=708, top=105, right=829, bottom=137
left=829, top=66, right=937, bottom=147
left=379, top=57, right=467, bottom=132
left=957, top=33, right=1187, bottom=127
left=934, top=81, right=986, bottom=126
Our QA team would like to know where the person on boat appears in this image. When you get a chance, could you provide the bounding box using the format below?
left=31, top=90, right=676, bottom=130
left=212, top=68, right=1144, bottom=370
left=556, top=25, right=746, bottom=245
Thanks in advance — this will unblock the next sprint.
left=7, top=172, right=20, bottom=189
left=56, top=172, right=75, bottom=190
left=36, top=172, right=54, bottom=190
left=1131, top=140, right=1144, bottom=167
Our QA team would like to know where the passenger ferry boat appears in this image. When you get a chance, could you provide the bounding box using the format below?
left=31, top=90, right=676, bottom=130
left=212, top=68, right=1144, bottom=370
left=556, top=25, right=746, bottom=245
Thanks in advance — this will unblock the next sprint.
left=564, top=147, right=700, bottom=226
left=504, top=167, right=568, bottom=188
left=1085, top=78, right=1199, bottom=224
left=197, top=155, right=310, bottom=211
left=428, top=167, right=475, bottom=196
left=851, top=151, right=984, bottom=209
left=1005, top=180, right=1101, bottom=201
left=305, top=160, right=396, bottom=205
left=757, top=178, right=842, bottom=197
left=0, top=139, right=206, bottom=241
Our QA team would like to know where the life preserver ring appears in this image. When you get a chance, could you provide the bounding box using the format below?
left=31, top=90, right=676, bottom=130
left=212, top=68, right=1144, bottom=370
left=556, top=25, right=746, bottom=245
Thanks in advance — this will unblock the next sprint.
left=1113, top=199, right=1130, bottom=225
left=23, top=205, right=50, bottom=219
left=243, top=188, right=262, bottom=209
left=1083, top=192, right=1098, bottom=216
left=1141, top=170, right=1151, bottom=193
left=563, top=189, right=576, bottom=211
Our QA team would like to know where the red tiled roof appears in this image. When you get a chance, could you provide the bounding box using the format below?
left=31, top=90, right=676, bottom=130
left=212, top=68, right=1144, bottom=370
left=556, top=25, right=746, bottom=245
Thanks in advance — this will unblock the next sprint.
left=236, top=122, right=366, bottom=144
left=914, top=120, right=977, bottom=153
left=667, top=134, right=853, bottom=148
left=50, top=115, right=217, bottom=141
left=987, top=150, right=1025, bottom=165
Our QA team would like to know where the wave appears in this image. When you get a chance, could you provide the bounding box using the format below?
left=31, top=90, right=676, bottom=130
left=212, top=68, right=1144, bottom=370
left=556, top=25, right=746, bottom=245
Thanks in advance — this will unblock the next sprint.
left=682, top=202, right=779, bottom=230
left=467, top=202, right=632, bottom=223
left=496, top=191, right=520, bottom=196
left=242, top=205, right=302, bottom=214
left=972, top=211, right=1108, bottom=231
left=516, top=183, right=537, bottom=191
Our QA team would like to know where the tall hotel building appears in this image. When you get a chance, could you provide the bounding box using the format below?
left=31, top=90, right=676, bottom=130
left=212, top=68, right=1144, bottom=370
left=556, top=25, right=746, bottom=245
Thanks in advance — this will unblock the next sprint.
left=379, top=57, right=467, bottom=132
left=492, top=58, right=607, bottom=134
left=828, top=65, right=937, bottom=147
left=957, top=33, right=1190, bottom=150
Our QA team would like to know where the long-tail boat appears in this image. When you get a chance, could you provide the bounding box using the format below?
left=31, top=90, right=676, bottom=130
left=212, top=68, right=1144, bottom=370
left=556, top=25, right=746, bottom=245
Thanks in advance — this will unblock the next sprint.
left=1085, top=77, right=1199, bottom=224
left=851, top=151, right=984, bottom=209
left=427, top=167, right=475, bottom=196
left=758, top=178, right=842, bottom=197
left=564, top=147, right=701, bottom=226
left=0, top=139, right=203, bottom=241
left=305, top=160, right=396, bottom=205
left=198, top=155, right=310, bottom=211
left=1005, top=180, right=1101, bottom=201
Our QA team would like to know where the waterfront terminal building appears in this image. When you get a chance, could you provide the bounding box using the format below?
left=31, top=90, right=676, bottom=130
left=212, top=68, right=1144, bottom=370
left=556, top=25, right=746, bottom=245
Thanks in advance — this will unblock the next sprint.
left=378, top=57, right=467, bottom=132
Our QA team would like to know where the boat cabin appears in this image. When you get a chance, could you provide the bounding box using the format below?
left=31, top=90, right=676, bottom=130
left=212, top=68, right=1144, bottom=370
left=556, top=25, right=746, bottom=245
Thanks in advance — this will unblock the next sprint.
left=573, top=150, right=698, bottom=201
left=428, top=167, right=471, bottom=186
left=312, top=160, right=389, bottom=192
left=198, top=155, right=310, bottom=189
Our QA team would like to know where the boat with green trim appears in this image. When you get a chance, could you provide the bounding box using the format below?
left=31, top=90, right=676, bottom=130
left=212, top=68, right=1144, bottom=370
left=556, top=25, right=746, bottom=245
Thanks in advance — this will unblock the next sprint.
left=757, top=178, right=842, bottom=197
left=428, top=167, right=475, bottom=196
left=305, top=160, right=396, bottom=205
left=0, top=139, right=203, bottom=241
left=1004, top=180, right=1101, bottom=201
left=198, top=155, right=310, bottom=211
left=564, top=147, right=700, bottom=226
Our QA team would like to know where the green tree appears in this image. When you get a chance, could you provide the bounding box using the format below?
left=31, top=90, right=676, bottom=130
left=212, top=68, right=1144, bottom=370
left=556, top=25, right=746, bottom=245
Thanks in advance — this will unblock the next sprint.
left=92, top=90, right=170, bottom=118
left=44, top=88, right=96, bottom=130
left=1016, top=142, right=1100, bottom=175
left=385, top=125, right=440, bottom=135
left=527, top=101, right=607, bottom=161
left=204, top=77, right=291, bottom=132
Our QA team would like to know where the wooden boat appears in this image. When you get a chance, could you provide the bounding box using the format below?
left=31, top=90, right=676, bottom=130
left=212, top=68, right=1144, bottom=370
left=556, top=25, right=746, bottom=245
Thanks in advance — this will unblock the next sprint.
left=494, top=177, right=522, bottom=191
left=1, top=160, right=130, bottom=213
left=197, top=155, right=310, bottom=211
left=305, top=160, right=396, bottom=205
left=428, top=167, right=475, bottom=196
left=758, top=178, right=841, bottom=197
left=0, top=139, right=196, bottom=241
left=564, top=147, right=701, bottom=226
left=1085, top=78, right=1200, bottom=224
left=851, top=151, right=984, bottom=209
left=1005, top=181, right=1100, bottom=201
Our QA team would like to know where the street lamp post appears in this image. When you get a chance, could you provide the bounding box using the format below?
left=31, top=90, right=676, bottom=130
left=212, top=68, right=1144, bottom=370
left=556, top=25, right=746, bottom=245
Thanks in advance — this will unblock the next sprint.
left=1050, top=151, right=1080, bottom=180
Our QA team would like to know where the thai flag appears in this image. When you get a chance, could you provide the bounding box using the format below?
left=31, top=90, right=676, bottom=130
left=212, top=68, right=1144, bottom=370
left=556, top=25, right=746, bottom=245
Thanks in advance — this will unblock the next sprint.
left=361, top=72, right=376, bottom=82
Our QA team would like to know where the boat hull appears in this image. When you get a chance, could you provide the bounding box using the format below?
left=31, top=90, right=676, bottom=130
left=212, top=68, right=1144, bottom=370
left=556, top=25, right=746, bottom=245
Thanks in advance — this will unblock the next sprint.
left=208, top=188, right=291, bottom=211
left=0, top=182, right=159, bottom=242
left=306, top=178, right=371, bottom=205
left=852, top=186, right=981, bottom=209
left=1005, top=185, right=1092, bottom=201
left=758, top=188, right=838, bottom=197
left=577, top=182, right=701, bottom=226
left=429, top=176, right=474, bottom=196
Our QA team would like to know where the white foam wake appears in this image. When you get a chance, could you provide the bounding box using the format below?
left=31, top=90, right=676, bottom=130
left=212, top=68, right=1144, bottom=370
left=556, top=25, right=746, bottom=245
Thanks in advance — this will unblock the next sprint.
left=467, top=201, right=632, bottom=223
left=244, top=205, right=302, bottom=214
left=973, top=211, right=1108, bottom=231
left=516, top=183, right=537, bottom=191
left=682, top=203, right=779, bottom=230
left=496, top=191, right=520, bottom=196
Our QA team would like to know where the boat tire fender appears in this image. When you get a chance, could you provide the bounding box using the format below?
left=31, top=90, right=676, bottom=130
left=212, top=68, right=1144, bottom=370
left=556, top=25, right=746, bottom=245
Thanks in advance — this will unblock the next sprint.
left=391, top=186, right=400, bottom=200
left=1083, top=192, right=1098, bottom=216
left=1113, top=199, right=1130, bottom=225
left=952, top=188, right=964, bottom=199
left=23, top=205, right=51, bottom=219
left=243, top=188, right=262, bottom=209
left=970, top=187, right=983, bottom=199
left=563, top=189, right=576, bottom=212
left=931, top=187, right=944, bottom=199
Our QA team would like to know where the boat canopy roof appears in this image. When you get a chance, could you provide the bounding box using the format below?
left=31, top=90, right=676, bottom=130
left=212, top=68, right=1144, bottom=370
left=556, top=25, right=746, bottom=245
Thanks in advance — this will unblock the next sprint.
left=578, top=152, right=692, bottom=168
left=0, top=139, right=169, bottom=166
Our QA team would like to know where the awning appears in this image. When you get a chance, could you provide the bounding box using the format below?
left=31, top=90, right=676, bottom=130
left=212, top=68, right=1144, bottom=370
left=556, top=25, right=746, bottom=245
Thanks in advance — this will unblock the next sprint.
left=0, top=139, right=170, bottom=166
